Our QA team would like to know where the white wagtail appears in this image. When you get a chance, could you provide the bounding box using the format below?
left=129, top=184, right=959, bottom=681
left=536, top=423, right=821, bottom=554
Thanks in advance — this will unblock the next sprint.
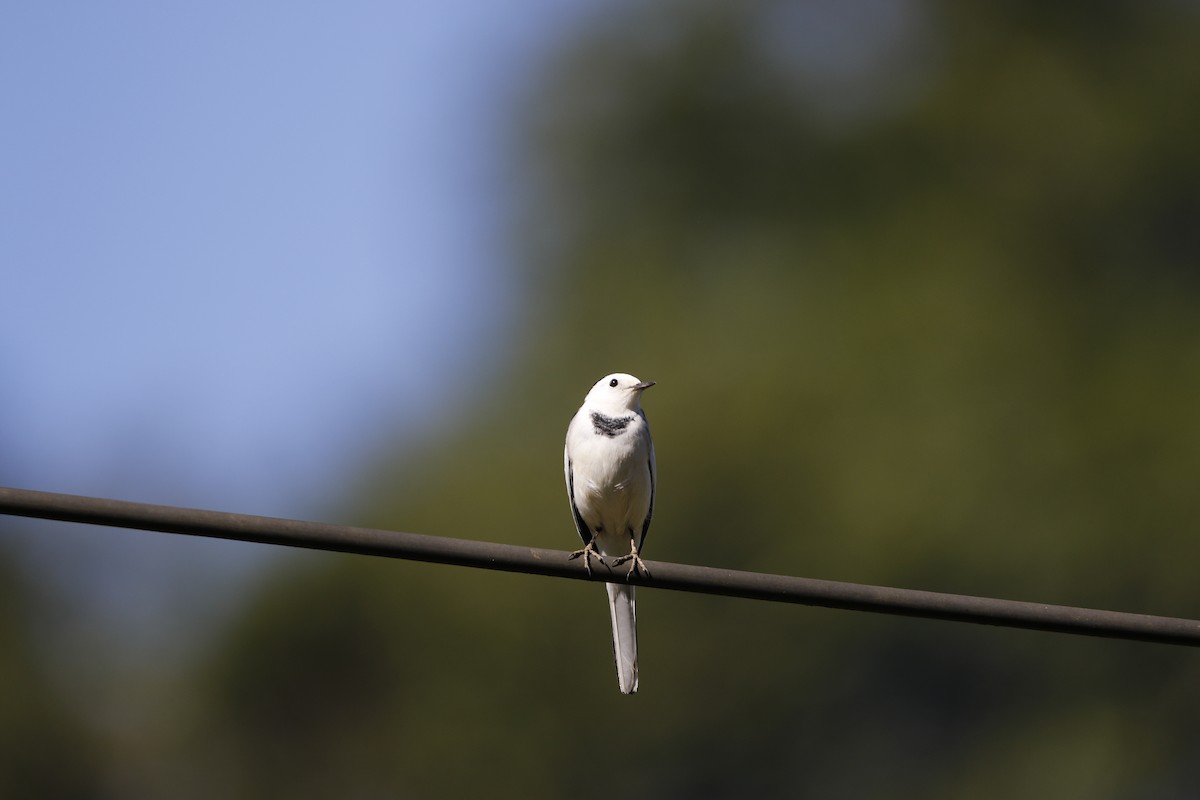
left=564, top=373, right=656, bottom=694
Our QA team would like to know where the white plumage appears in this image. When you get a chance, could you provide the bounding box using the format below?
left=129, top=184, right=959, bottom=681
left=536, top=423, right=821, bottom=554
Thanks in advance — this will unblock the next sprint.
left=564, top=373, right=656, bottom=694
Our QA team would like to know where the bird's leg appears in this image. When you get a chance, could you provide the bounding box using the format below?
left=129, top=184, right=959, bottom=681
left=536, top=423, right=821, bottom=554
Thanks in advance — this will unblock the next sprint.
left=611, top=536, right=650, bottom=579
left=568, top=539, right=606, bottom=577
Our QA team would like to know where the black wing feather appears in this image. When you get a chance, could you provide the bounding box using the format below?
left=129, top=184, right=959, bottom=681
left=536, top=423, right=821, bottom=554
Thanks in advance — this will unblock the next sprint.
left=640, top=455, right=655, bottom=549
left=567, top=459, right=592, bottom=546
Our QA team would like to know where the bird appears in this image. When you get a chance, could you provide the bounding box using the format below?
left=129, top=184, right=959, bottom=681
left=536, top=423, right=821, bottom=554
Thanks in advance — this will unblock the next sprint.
left=564, top=372, right=656, bottom=694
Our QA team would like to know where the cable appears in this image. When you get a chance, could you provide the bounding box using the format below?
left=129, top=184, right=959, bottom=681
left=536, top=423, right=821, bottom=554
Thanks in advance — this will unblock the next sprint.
left=1, top=486, right=1197, bottom=647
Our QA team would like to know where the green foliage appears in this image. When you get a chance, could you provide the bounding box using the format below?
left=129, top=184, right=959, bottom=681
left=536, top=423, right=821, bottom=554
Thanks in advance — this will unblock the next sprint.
left=0, top=551, right=106, bottom=798
left=186, top=1, right=1200, bottom=796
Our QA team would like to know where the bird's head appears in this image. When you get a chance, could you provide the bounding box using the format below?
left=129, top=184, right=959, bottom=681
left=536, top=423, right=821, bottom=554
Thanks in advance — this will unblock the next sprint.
left=584, top=373, right=655, bottom=414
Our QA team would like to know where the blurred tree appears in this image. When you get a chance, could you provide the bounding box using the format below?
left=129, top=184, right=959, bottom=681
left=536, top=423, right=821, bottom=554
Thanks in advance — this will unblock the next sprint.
left=0, top=550, right=106, bottom=798
left=180, top=0, right=1200, bottom=797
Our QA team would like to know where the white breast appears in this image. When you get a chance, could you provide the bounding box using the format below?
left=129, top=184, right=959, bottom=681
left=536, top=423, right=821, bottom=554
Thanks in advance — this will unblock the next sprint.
left=565, top=407, right=654, bottom=556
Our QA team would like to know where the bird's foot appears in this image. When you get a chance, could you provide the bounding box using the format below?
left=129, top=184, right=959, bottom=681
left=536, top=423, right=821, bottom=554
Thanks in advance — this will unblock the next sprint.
left=568, top=541, right=606, bottom=576
left=611, top=546, right=650, bottom=580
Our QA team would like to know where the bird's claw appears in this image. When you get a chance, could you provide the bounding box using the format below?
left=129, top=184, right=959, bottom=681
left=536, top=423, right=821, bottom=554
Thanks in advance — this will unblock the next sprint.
left=568, top=542, right=606, bottom=576
left=611, top=551, right=650, bottom=580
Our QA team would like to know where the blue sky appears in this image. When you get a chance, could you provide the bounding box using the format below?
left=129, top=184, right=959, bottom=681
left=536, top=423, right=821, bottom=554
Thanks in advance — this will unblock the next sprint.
left=0, top=0, right=603, bottom=637
left=1, top=1, right=606, bottom=512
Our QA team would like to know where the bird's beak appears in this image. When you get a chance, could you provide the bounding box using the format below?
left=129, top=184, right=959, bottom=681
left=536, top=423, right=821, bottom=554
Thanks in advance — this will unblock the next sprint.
left=634, top=381, right=656, bottom=391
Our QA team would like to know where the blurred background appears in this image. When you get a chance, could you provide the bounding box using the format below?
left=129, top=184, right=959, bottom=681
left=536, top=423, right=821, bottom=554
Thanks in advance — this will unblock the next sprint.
left=3, top=0, right=1200, bottom=796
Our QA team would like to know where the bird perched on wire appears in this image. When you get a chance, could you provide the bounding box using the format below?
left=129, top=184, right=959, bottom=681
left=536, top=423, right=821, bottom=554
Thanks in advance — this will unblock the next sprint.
left=564, top=372, right=656, bottom=694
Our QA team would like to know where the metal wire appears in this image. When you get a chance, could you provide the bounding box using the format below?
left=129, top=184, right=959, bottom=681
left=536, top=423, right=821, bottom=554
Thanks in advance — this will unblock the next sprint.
left=2, top=486, right=1198, bottom=647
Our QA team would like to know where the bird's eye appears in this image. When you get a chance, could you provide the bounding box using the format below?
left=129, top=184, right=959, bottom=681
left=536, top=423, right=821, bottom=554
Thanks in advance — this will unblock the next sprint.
left=609, top=378, right=618, bottom=387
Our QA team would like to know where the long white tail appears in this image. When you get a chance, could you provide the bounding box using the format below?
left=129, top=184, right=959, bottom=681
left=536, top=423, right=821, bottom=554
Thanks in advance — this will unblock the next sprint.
left=605, top=582, right=638, bottom=694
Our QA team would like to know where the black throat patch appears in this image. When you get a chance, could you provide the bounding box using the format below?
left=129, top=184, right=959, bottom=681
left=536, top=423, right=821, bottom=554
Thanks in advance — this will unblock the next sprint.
left=591, top=411, right=634, bottom=437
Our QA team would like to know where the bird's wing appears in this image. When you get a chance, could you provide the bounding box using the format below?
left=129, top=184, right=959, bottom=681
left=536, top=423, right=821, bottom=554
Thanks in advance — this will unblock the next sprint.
left=566, top=456, right=592, bottom=546
left=639, top=440, right=656, bottom=548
